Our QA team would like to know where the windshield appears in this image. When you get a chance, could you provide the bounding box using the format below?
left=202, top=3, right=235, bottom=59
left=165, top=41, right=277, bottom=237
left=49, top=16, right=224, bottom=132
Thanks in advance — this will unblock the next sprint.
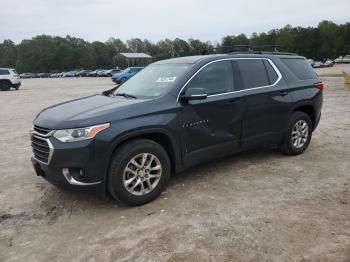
left=113, top=64, right=190, bottom=98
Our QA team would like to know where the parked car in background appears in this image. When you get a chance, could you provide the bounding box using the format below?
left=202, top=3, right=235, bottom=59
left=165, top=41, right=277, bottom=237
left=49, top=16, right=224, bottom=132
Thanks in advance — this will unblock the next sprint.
left=20, top=73, right=37, bottom=79
left=334, top=56, right=343, bottom=63
left=106, top=69, right=121, bottom=77
left=77, top=70, right=92, bottom=77
left=97, top=70, right=108, bottom=77
left=87, top=70, right=103, bottom=77
left=63, top=71, right=78, bottom=77
left=312, top=61, right=323, bottom=68
left=97, top=69, right=121, bottom=77
left=111, top=67, right=144, bottom=84
left=323, top=59, right=334, bottom=67
left=307, top=59, right=314, bottom=65
left=343, top=55, right=350, bottom=64
left=37, top=73, right=51, bottom=78
left=0, top=68, right=21, bottom=91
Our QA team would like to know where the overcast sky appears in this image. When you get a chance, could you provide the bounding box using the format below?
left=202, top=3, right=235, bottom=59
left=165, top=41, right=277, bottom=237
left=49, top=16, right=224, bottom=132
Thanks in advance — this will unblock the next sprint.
left=0, top=0, right=349, bottom=44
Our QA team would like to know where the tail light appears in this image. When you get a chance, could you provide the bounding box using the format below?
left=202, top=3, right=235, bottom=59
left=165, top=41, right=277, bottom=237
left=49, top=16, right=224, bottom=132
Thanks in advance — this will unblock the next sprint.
left=314, top=82, right=324, bottom=92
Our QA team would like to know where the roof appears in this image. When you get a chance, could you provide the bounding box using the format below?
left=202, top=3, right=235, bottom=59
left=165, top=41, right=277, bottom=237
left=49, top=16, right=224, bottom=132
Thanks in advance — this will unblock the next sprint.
left=118, top=53, right=152, bottom=59
left=154, top=53, right=304, bottom=65
left=154, top=55, right=220, bottom=64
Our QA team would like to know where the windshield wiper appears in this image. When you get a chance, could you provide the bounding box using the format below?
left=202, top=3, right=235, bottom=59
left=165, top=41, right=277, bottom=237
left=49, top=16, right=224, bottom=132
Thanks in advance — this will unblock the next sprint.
left=112, top=93, right=137, bottom=99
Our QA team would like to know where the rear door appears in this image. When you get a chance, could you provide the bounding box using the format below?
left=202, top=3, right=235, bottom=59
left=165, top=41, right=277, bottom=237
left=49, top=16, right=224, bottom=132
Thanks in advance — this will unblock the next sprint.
left=178, top=60, right=244, bottom=166
left=233, top=58, right=293, bottom=147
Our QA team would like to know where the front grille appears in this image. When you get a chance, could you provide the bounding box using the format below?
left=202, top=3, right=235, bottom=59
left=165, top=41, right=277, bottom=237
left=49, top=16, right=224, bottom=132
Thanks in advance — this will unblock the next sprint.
left=31, top=135, right=51, bottom=164
left=33, top=125, right=53, bottom=136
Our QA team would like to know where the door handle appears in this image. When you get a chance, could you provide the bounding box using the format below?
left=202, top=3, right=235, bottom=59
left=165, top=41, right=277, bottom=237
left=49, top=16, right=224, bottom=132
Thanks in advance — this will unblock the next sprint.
left=279, top=91, right=289, bottom=96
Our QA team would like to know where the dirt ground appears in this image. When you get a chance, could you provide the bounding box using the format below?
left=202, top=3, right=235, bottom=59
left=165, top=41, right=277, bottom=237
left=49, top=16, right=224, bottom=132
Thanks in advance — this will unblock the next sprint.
left=0, top=73, right=350, bottom=262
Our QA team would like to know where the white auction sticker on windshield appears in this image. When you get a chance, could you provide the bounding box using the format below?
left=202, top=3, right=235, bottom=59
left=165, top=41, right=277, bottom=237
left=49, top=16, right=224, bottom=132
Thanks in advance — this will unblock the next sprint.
left=156, top=76, right=176, bottom=83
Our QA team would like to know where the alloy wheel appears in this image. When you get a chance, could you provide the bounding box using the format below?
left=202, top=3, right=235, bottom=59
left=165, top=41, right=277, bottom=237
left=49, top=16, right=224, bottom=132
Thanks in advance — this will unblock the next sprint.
left=291, top=120, right=309, bottom=149
left=123, top=153, right=162, bottom=196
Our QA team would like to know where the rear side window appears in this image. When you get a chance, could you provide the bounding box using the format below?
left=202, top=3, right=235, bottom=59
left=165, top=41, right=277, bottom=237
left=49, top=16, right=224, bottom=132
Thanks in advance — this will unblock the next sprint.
left=186, top=60, right=234, bottom=95
left=235, top=59, right=269, bottom=90
left=263, top=60, right=279, bottom=85
left=281, top=58, right=318, bottom=80
left=0, top=69, right=9, bottom=75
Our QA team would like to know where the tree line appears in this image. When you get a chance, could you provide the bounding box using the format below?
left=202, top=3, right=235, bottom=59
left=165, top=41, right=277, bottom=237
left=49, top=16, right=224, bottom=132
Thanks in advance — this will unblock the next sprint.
left=0, top=20, right=349, bottom=73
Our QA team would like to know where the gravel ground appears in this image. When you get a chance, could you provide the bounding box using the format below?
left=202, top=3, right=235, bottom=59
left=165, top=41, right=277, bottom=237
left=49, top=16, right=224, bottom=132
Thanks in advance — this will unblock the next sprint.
left=0, top=75, right=349, bottom=262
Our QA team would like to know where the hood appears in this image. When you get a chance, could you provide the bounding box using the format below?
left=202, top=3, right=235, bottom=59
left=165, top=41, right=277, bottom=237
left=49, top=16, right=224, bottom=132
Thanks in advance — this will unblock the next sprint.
left=34, top=94, right=149, bottom=129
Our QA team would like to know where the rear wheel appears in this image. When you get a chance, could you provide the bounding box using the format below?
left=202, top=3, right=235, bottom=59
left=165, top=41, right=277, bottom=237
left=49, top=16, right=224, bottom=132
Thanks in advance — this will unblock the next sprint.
left=279, top=111, right=312, bottom=155
left=108, top=139, right=171, bottom=206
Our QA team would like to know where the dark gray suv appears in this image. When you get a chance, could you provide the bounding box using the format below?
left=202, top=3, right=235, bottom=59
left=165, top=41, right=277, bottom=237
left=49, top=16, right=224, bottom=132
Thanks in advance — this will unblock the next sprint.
left=31, top=52, right=323, bottom=205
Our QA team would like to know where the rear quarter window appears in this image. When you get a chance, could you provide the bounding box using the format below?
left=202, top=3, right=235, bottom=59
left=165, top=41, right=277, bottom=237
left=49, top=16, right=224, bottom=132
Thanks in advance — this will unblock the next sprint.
left=281, top=58, right=318, bottom=80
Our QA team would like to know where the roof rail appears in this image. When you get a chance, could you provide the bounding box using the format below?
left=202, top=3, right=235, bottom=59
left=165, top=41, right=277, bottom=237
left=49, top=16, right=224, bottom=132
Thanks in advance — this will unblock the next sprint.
left=201, top=45, right=296, bottom=56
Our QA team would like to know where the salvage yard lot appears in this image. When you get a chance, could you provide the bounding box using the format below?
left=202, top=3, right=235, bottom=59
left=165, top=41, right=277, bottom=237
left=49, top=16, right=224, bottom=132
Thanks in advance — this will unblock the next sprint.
left=1, top=75, right=350, bottom=261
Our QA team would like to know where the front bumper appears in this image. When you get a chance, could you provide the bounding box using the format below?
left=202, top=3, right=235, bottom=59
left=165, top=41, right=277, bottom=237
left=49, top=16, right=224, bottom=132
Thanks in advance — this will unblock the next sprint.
left=12, top=82, right=21, bottom=88
left=31, top=135, right=109, bottom=194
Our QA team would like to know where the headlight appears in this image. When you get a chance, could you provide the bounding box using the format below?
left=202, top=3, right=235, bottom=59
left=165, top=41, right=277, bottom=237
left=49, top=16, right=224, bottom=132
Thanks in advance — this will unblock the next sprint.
left=53, top=123, right=110, bottom=142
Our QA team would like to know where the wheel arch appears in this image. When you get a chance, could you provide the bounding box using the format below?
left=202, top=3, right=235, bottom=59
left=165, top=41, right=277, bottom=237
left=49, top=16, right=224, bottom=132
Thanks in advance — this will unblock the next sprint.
left=0, top=79, right=12, bottom=85
left=108, top=128, right=181, bottom=176
left=292, top=102, right=316, bottom=129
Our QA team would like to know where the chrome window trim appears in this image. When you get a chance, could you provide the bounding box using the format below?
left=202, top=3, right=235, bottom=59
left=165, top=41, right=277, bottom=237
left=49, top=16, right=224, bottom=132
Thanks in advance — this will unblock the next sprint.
left=176, top=57, right=282, bottom=102
left=31, top=134, right=54, bottom=165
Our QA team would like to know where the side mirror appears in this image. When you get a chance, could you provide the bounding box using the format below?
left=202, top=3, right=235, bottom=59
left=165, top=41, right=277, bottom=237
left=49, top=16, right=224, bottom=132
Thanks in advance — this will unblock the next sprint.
left=181, top=87, right=207, bottom=102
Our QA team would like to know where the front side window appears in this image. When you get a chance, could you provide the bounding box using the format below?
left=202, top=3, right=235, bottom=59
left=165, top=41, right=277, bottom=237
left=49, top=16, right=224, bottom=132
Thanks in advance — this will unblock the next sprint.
left=0, top=69, right=9, bottom=75
left=114, top=64, right=190, bottom=98
left=186, top=60, right=234, bottom=95
left=235, top=59, right=269, bottom=90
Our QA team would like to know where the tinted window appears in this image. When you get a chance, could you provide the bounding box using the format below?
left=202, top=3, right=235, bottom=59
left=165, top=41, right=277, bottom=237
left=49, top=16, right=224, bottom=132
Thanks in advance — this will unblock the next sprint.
left=186, top=60, right=234, bottom=95
left=236, top=59, right=269, bottom=89
left=263, top=60, right=278, bottom=84
left=281, top=58, right=318, bottom=80
left=0, top=69, right=9, bottom=75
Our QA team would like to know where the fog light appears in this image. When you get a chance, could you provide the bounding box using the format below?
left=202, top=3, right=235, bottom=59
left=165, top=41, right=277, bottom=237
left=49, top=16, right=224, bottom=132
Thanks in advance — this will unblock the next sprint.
left=62, top=168, right=102, bottom=186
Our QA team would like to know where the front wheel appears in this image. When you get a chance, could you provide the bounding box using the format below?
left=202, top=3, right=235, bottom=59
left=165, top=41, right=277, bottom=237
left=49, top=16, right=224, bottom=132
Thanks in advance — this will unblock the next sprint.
left=0, top=81, right=11, bottom=91
left=108, top=139, right=170, bottom=206
left=279, top=111, right=312, bottom=155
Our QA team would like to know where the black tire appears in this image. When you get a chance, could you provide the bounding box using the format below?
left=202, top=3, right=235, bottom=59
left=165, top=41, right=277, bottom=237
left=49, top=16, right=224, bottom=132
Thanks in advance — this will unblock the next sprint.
left=0, top=81, right=11, bottom=91
left=108, top=139, right=171, bottom=206
left=279, top=111, right=312, bottom=155
left=121, top=77, right=127, bottom=83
